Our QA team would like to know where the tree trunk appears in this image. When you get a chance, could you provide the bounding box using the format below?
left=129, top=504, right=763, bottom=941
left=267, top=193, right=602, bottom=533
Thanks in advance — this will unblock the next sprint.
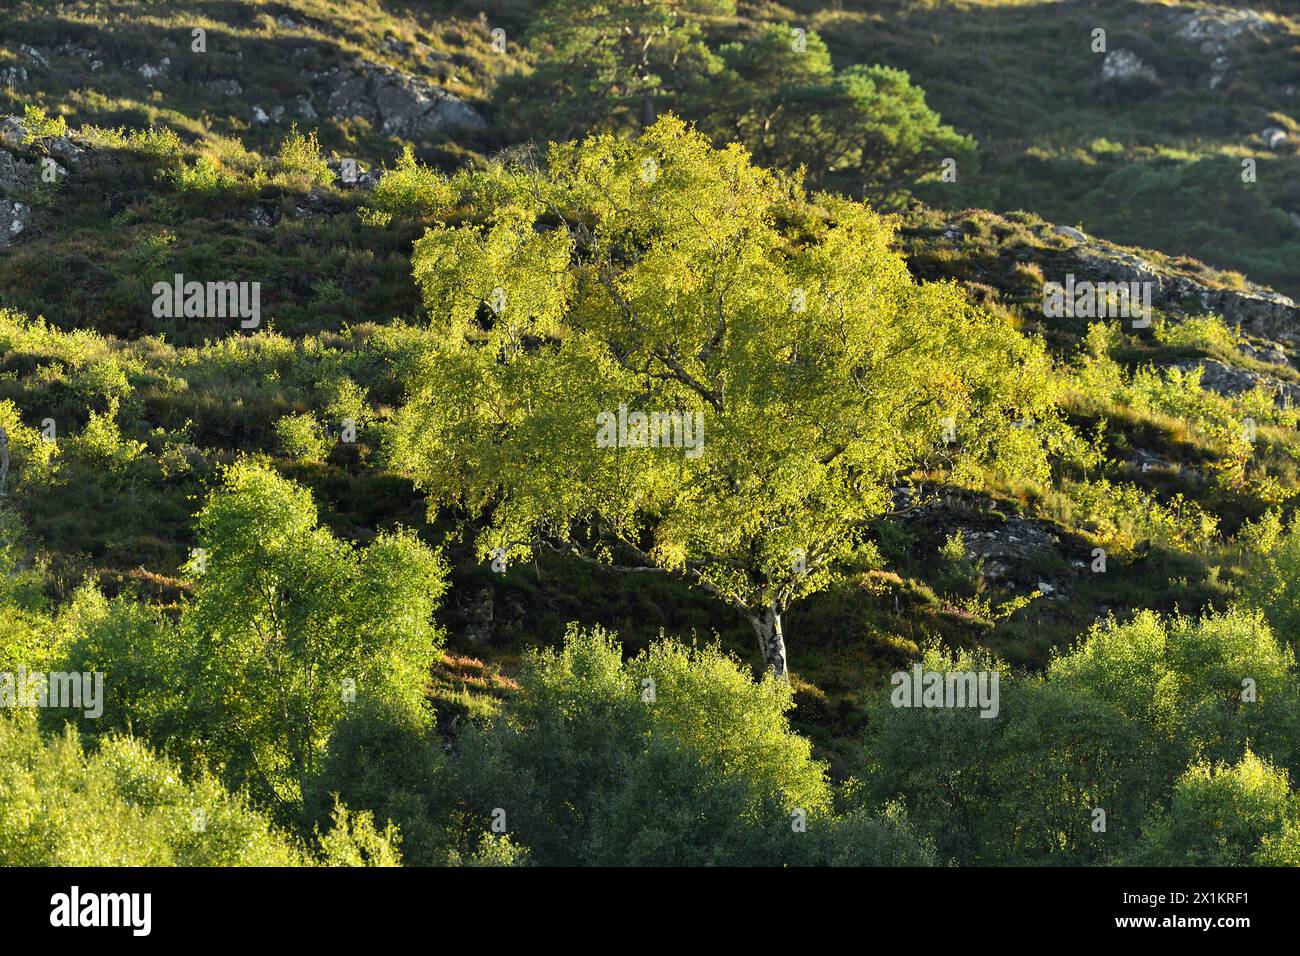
left=641, top=90, right=656, bottom=129
left=749, top=604, right=788, bottom=679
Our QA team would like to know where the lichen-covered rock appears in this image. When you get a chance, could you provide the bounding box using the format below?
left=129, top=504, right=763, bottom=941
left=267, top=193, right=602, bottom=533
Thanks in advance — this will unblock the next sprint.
left=206, top=78, right=243, bottom=96
left=314, top=61, right=486, bottom=137
left=1049, top=231, right=1300, bottom=341
left=0, top=114, right=95, bottom=249
left=1173, top=7, right=1270, bottom=51
left=0, top=200, right=32, bottom=249
left=1052, top=225, right=1088, bottom=243
left=0, top=150, right=37, bottom=195
left=1166, top=358, right=1300, bottom=406
left=138, top=57, right=170, bottom=80
left=1100, top=50, right=1157, bottom=84
left=960, top=518, right=1059, bottom=583
left=1244, top=341, right=1290, bottom=366
left=1261, top=127, right=1289, bottom=151
left=1171, top=5, right=1271, bottom=89
left=0, top=117, right=25, bottom=151
left=328, top=159, right=380, bottom=189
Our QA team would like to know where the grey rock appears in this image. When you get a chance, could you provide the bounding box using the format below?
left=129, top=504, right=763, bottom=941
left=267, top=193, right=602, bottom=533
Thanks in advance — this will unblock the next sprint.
left=1052, top=236, right=1300, bottom=341
left=1244, top=342, right=1289, bottom=366
left=1166, top=357, right=1300, bottom=406
left=329, top=159, right=379, bottom=189
left=0, top=116, right=25, bottom=149
left=206, top=78, right=243, bottom=96
left=0, top=150, right=36, bottom=195
left=56, top=41, right=95, bottom=60
left=247, top=203, right=276, bottom=227
left=138, top=57, right=170, bottom=80
left=1262, top=127, right=1289, bottom=151
left=961, top=518, right=1058, bottom=583
left=18, top=45, right=48, bottom=69
left=294, top=186, right=337, bottom=219
left=1130, top=448, right=1177, bottom=474
left=463, top=588, right=494, bottom=644
left=1209, top=55, right=1231, bottom=90
left=1053, top=225, right=1088, bottom=243
left=0, top=200, right=32, bottom=249
left=1173, top=7, right=1270, bottom=52
left=0, top=115, right=88, bottom=191
left=317, top=61, right=485, bottom=136
left=46, top=137, right=84, bottom=167
left=323, top=69, right=378, bottom=124
left=1100, top=50, right=1157, bottom=84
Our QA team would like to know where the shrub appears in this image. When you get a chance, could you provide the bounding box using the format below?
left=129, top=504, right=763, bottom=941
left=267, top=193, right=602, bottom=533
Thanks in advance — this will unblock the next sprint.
left=1154, top=314, right=1241, bottom=355
left=307, top=699, right=449, bottom=866
left=313, top=801, right=403, bottom=867
left=274, top=411, right=330, bottom=463
left=1239, top=512, right=1300, bottom=646
left=169, top=156, right=236, bottom=193
left=276, top=127, right=334, bottom=189
left=0, top=716, right=303, bottom=866
left=363, top=145, right=455, bottom=225
left=1131, top=751, right=1299, bottom=866
left=1049, top=609, right=1300, bottom=777
left=448, top=625, right=830, bottom=865
left=21, top=104, right=67, bottom=142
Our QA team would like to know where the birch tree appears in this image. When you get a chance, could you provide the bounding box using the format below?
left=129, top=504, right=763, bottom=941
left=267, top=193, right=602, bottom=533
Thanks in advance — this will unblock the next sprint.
left=391, top=116, right=1057, bottom=676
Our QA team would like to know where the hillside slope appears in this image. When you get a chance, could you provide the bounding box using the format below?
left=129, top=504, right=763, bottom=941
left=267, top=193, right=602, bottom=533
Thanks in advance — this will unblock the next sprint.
left=1, top=0, right=1298, bottom=780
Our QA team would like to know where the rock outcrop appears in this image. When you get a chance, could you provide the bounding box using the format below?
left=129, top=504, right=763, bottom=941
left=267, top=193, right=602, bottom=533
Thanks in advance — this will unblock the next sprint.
left=1165, top=358, right=1300, bottom=407
left=312, top=61, right=486, bottom=137
left=0, top=200, right=32, bottom=250
left=0, top=114, right=90, bottom=251
left=1170, top=5, right=1272, bottom=90
left=1043, top=225, right=1300, bottom=341
left=960, top=518, right=1060, bottom=585
left=1172, top=6, right=1270, bottom=50
left=6, top=41, right=487, bottom=141
left=1100, top=50, right=1158, bottom=85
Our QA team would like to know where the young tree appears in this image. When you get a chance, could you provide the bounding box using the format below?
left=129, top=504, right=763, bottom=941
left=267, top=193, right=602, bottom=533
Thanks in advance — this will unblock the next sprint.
left=390, top=117, right=1057, bottom=675
left=180, top=460, right=447, bottom=807
left=448, top=625, right=829, bottom=864
left=699, top=25, right=974, bottom=203
left=501, top=13, right=970, bottom=205
left=0, top=715, right=303, bottom=866
left=497, top=0, right=734, bottom=140
left=1130, top=751, right=1300, bottom=866
left=1048, top=608, right=1300, bottom=779
left=1239, top=510, right=1300, bottom=647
